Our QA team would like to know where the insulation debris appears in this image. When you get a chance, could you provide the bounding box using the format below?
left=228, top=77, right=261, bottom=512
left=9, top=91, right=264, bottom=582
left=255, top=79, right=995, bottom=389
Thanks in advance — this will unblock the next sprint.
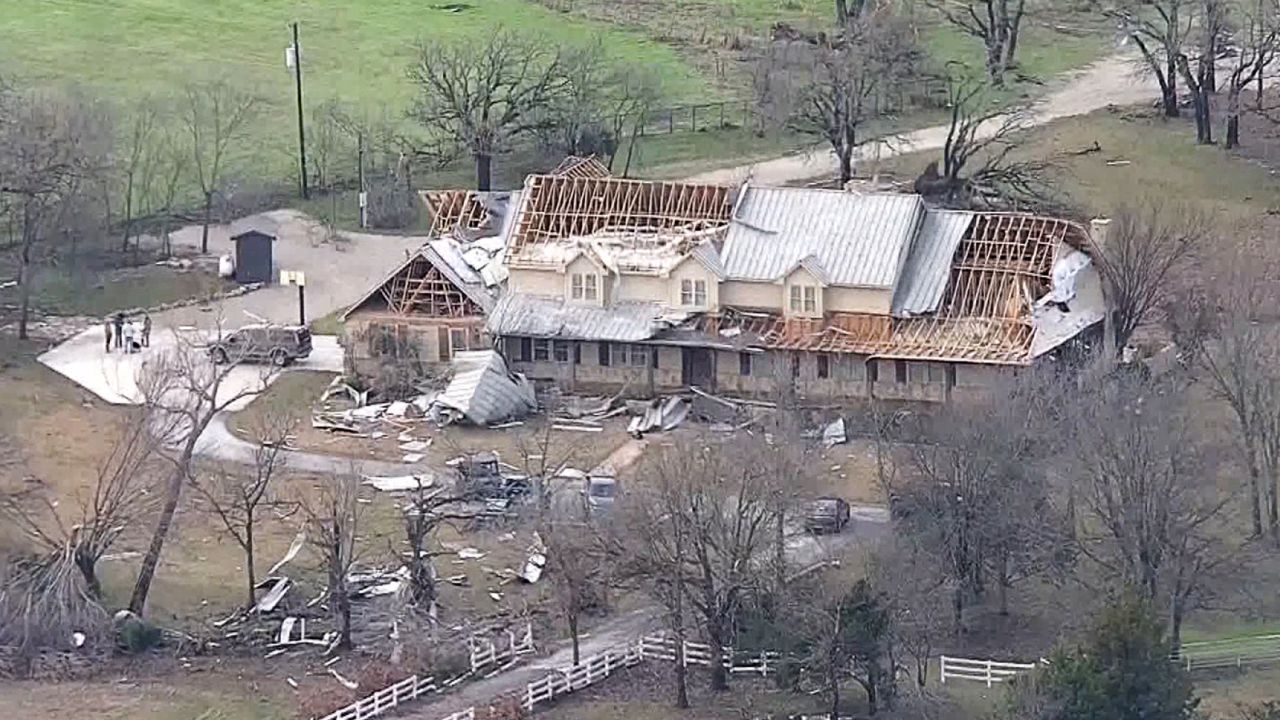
left=268, top=530, right=306, bottom=575
left=822, top=418, right=847, bottom=448
left=255, top=577, right=292, bottom=613
left=363, top=474, right=434, bottom=493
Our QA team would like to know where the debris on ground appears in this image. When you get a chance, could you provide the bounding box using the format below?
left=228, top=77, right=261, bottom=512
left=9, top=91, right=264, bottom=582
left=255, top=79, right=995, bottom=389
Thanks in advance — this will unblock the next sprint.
left=432, top=350, right=536, bottom=425
left=822, top=417, right=847, bottom=448
left=255, top=577, right=293, bottom=613
left=627, top=395, right=690, bottom=436
left=362, top=474, right=434, bottom=493
left=269, top=530, right=307, bottom=575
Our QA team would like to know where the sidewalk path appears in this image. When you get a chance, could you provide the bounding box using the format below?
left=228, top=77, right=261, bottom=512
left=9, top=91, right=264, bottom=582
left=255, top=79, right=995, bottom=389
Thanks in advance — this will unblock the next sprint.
left=684, top=52, right=1155, bottom=186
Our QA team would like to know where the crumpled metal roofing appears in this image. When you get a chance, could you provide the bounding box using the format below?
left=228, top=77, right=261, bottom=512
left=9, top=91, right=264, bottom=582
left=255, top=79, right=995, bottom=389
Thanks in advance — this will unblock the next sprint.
left=487, top=294, right=683, bottom=342
left=433, top=350, right=537, bottom=425
left=890, top=209, right=974, bottom=317
left=722, top=188, right=925, bottom=288
left=690, top=242, right=726, bottom=279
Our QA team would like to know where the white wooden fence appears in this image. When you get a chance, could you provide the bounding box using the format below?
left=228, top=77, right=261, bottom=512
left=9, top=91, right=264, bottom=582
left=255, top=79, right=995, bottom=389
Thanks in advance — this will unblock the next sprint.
left=638, top=634, right=778, bottom=676
left=439, top=707, right=476, bottom=720
left=318, top=675, right=438, bottom=720
left=523, top=644, right=645, bottom=710
left=1173, top=634, right=1280, bottom=671
left=470, top=622, right=535, bottom=675
left=939, top=655, right=1038, bottom=687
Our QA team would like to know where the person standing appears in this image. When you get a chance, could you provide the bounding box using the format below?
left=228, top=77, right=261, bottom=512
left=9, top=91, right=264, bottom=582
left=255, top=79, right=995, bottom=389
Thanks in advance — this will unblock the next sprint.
left=103, top=318, right=113, bottom=354
left=123, top=319, right=136, bottom=354
left=113, top=312, right=125, bottom=349
left=142, top=313, right=152, bottom=348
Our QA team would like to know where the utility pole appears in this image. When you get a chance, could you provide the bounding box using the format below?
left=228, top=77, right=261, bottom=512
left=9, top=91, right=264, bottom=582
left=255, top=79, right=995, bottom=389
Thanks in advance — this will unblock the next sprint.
left=357, top=132, right=367, bottom=228
left=290, top=22, right=309, bottom=200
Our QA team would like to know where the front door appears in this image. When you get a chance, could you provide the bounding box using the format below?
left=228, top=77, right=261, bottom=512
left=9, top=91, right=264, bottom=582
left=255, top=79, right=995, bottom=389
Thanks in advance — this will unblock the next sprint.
left=681, top=348, right=714, bottom=388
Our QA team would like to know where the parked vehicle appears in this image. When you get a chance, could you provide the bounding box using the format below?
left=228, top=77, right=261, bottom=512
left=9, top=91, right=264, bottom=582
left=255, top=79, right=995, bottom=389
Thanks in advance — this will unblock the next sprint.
left=804, top=496, right=851, bottom=534
left=451, top=451, right=531, bottom=500
left=208, top=324, right=312, bottom=366
left=586, top=471, right=617, bottom=515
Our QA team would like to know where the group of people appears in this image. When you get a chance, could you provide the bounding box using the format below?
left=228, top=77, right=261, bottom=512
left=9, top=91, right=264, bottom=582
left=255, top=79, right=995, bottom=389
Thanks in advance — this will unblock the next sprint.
left=103, top=312, right=151, bottom=354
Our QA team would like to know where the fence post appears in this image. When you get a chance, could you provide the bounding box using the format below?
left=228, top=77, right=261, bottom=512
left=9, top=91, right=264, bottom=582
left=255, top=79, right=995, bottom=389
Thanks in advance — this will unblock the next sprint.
left=939, top=656, right=947, bottom=684
left=986, top=660, right=994, bottom=688
left=668, top=110, right=675, bottom=134
left=691, top=105, right=697, bottom=132
left=719, top=102, right=726, bottom=128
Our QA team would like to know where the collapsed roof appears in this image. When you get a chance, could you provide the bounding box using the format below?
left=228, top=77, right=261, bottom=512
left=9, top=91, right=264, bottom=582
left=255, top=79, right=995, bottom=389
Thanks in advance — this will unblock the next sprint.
left=488, top=175, right=1105, bottom=366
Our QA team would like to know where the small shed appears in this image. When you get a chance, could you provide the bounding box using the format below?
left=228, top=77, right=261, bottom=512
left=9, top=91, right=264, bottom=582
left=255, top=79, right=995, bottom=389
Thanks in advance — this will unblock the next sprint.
left=232, top=228, right=275, bottom=284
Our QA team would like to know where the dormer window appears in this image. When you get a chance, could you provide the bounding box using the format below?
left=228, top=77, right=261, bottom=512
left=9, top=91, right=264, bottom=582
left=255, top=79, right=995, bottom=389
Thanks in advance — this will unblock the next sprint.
left=680, top=279, right=707, bottom=307
left=789, top=284, right=817, bottom=314
left=571, top=272, right=599, bottom=302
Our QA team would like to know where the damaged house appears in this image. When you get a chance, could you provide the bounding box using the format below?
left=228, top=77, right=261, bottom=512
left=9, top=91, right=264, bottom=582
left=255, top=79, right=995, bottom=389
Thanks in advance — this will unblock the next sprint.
left=341, top=186, right=521, bottom=376
left=487, top=174, right=1106, bottom=402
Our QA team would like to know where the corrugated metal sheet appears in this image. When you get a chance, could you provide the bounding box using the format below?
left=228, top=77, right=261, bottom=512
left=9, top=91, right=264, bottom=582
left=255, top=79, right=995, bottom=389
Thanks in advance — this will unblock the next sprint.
left=433, top=350, right=536, bottom=425
left=422, top=240, right=494, bottom=312
left=721, top=188, right=925, bottom=288
left=486, top=294, right=673, bottom=342
left=890, top=210, right=973, bottom=317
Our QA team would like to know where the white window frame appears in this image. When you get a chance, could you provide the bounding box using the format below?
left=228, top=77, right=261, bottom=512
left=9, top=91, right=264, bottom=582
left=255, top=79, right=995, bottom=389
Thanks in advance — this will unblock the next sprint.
left=789, top=285, right=803, bottom=313
left=803, top=286, right=817, bottom=313
left=680, top=278, right=707, bottom=307
left=584, top=273, right=598, bottom=301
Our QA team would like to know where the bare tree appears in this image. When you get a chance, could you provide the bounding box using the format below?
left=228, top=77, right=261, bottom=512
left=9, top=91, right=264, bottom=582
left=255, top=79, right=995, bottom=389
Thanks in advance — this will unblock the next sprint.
left=894, top=375, right=1069, bottom=629
left=408, top=29, right=566, bottom=190
left=1198, top=239, right=1280, bottom=540
left=1065, top=371, right=1233, bottom=648
left=790, top=575, right=896, bottom=716
left=542, top=518, right=608, bottom=665
left=755, top=6, right=923, bottom=184
left=300, top=470, right=366, bottom=650
left=926, top=0, right=1028, bottom=86
left=116, top=97, right=165, bottom=255
left=1103, top=0, right=1197, bottom=118
left=868, top=538, right=955, bottom=689
left=0, top=407, right=170, bottom=597
left=181, top=81, right=260, bottom=254
left=128, top=324, right=279, bottom=615
left=914, top=76, right=1052, bottom=208
left=1223, top=0, right=1280, bottom=148
left=190, top=404, right=298, bottom=608
left=1175, top=0, right=1225, bottom=144
left=400, top=480, right=473, bottom=612
left=0, top=88, right=111, bottom=338
left=1095, top=202, right=1205, bottom=354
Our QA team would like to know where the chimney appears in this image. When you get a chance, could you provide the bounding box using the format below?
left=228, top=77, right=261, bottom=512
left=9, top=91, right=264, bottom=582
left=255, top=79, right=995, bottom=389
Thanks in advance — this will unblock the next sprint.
left=1089, top=217, right=1111, bottom=251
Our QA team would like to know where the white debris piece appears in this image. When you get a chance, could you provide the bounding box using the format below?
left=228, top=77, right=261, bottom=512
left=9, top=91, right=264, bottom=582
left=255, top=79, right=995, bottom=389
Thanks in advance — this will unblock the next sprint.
left=269, top=530, right=306, bottom=575
left=457, top=547, right=486, bottom=560
left=399, top=440, right=431, bottom=453
left=363, top=474, right=434, bottom=492
left=402, top=453, right=426, bottom=464
left=255, top=577, right=292, bottom=613
left=822, top=418, right=847, bottom=448
left=329, top=668, right=359, bottom=690
left=520, top=552, right=546, bottom=584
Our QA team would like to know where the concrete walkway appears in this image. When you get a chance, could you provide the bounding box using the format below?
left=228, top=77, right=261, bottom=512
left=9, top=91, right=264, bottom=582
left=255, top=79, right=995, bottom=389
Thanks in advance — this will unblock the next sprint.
left=685, top=52, right=1156, bottom=186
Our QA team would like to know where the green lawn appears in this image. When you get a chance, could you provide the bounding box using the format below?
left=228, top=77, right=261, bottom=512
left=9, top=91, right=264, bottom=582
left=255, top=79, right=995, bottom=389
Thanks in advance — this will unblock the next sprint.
left=0, top=264, right=237, bottom=317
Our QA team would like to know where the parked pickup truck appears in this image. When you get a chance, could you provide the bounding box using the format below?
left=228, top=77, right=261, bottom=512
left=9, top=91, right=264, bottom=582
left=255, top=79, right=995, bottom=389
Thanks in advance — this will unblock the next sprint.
left=803, top=496, right=851, bottom=534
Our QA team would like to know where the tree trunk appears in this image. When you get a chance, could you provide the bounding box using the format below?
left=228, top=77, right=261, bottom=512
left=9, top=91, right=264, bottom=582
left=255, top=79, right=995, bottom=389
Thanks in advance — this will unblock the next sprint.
left=997, top=551, right=1010, bottom=616
left=17, top=229, right=33, bottom=341
left=1247, top=440, right=1264, bottom=535
left=836, top=147, right=854, bottom=185
left=952, top=584, right=964, bottom=633
left=673, top=610, right=689, bottom=708
left=201, top=190, right=213, bottom=254
left=987, top=39, right=1006, bottom=87
left=830, top=663, right=841, bottom=719
left=1164, top=57, right=1180, bottom=117
left=706, top=614, right=729, bottom=691
left=130, top=473, right=183, bottom=614
left=836, top=0, right=849, bottom=26
left=244, top=523, right=257, bottom=609
left=569, top=611, right=581, bottom=666
left=1169, top=591, right=1184, bottom=652
left=866, top=667, right=879, bottom=715
left=74, top=550, right=102, bottom=599
left=475, top=153, right=493, bottom=192
left=1004, top=0, right=1025, bottom=68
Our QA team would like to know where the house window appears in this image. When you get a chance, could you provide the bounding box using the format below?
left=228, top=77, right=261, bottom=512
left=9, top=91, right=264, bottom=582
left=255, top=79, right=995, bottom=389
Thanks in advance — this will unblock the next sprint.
left=680, top=279, right=707, bottom=307
left=791, top=353, right=800, bottom=379
left=571, top=273, right=599, bottom=302
left=867, top=359, right=878, bottom=382
left=630, top=344, right=648, bottom=367
left=574, top=343, right=582, bottom=365
left=816, top=354, right=830, bottom=379
left=518, top=337, right=532, bottom=362
left=553, top=341, right=570, bottom=363
left=449, top=328, right=467, bottom=354
left=946, top=364, right=956, bottom=388
left=534, top=339, right=551, bottom=361
left=894, top=359, right=907, bottom=384
left=598, top=342, right=611, bottom=367
left=739, top=353, right=752, bottom=376
left=652, top=347, right=660, bottom=368
left=789, top=285, right=818, bottom=314
left=612, top=343, right=629, bottom=366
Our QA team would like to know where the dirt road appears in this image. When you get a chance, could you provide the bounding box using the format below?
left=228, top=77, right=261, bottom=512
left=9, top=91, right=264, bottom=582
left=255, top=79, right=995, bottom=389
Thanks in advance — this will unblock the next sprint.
left=684, top=52, right=1155, bottom=186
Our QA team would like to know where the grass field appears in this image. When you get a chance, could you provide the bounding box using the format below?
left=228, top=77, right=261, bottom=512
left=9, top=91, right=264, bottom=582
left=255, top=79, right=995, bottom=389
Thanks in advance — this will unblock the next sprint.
left=1, top=0, right=1109, bottom=196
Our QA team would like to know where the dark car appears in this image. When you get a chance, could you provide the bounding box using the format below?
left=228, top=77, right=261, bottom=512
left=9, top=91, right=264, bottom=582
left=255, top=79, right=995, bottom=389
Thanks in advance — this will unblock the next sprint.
left=208, top=324, right=312, bottom=366
left=804, top=496, right=851, bottom=534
